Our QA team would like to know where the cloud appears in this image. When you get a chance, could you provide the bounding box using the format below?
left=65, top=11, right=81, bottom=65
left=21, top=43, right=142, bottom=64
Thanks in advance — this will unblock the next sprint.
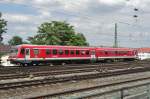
left=127, top=0, right=150, bottom=7
left=0, top=0, right=27, bottom=4
left=99, top=0, right=125, bottom=5
left=3, top=13, right=32, bottom=23
left=1, top=0, right=150, bottom=47
left=62, top=0, right=90, bottom=12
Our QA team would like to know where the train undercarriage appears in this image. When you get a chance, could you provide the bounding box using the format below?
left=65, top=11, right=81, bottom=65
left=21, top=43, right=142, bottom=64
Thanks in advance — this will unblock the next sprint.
left=1, top=55, right=136, bottom=66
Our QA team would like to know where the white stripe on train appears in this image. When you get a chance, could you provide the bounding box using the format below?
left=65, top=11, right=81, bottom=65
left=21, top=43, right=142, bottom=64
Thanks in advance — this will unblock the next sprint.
left=12, top=56, right=136, bottom=61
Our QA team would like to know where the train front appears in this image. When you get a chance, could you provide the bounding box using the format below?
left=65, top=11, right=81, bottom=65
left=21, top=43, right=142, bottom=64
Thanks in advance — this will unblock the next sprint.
left=1, top=46, right=18, bottom=66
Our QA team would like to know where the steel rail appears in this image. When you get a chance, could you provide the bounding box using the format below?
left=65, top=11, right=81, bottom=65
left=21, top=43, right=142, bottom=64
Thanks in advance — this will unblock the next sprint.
left=0, top=61, right=149, bottom=80
left=0, top=61, right=148, bottom=80
left=0, top=66, right=150, bottom=90
left=28, top=77, right=150, bottom=99
left=0, top=60, right=147, bottom=74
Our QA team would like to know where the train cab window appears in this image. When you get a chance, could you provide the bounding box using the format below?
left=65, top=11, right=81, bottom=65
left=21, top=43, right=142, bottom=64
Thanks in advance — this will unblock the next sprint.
left=59, top=49, right=63, bottom=55
left=53, top=49, right=57, bottom=55
left=20, top=48, right=25, bottom=54
left=65, top=50, right=69, bottom=55
left=76, top=50, right=80, bottom=55
left=33, top=49, right=39, bottom=55
left=46, top=49, right=51, bottom=55
left=86, top=50, right=89, bottom=55
left=70, top=50, right=74, bottom=55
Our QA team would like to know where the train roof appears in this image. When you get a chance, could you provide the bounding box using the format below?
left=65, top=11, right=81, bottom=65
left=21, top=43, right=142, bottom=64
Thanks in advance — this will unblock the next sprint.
left=16, top=44, right=135, bottom=51
left=96, top=47, right=135, bottom=51
left=17, top=44, right=93, bottom=49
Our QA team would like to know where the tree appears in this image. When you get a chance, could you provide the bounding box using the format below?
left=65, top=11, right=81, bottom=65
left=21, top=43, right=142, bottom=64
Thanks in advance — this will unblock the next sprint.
left=0, top=12, right=7, bottom=44
left=66, top=33, right=89, bottom=46
left=8, top=36, right=23, bottom=45
left=28, top=21, right=88, bottom=46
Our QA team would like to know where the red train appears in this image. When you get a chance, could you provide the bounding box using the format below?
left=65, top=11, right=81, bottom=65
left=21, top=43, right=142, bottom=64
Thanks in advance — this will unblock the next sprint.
left=8, top=44, right=138, bottom=66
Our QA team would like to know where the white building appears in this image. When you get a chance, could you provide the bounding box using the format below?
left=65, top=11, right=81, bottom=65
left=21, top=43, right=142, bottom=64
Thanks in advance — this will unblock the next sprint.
left=137, top=48, right=150, bottom=60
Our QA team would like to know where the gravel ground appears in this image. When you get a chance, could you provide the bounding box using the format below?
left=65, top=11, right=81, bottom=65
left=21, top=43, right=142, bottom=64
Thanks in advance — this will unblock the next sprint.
left=0, top=71, right=150, bottom=99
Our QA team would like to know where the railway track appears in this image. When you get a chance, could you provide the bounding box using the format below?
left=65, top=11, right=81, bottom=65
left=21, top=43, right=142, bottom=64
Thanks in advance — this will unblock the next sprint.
left=0, top=66, right=136, bottom=80
left=0, top=65, right=150, bottom=90
left=0, top=61, right=149, bottom=80
left=29, top=74, right=150, bottom=99
left=0, top=60, right=149, bottom=99
left=0, top=60, right=147, bottom=74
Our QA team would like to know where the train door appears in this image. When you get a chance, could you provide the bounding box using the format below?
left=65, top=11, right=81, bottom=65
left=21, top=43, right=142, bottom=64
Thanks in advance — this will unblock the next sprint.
left=90, top=50, right=96, bottom=63
left=25, top=48, right=30, bottom=59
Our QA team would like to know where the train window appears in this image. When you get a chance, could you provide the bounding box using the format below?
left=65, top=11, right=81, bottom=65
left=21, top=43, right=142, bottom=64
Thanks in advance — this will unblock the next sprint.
left=105, top=51, right=108, bottom=55
left=118, top=51, right=127, bottom=54
left=118, top=51, right=121, bottom=54
left=125, top=51, right=127, bottom=54
left=65, top=50, right=69, bottom=55
left=81, top=50, right=85, bottom=55
left=111, top=51, right=115, bottom=54
left=115, top=51, right=118, bottom=54
left=70, top=50, right=74, bottom=55
left=99, top=51, right=104, bottom=54
left=46, top=49, right=51, bottom=55
left=76, top=50, right=80, bottom=55
left=20, top=48, right=25, bottom=54
left=59, top=49, right=63, bottom=55
left=53, top=49, right=57, bottom=55
left=86, top=50, right=89, bottom=55
left=33, top=49, right=39, bottom=55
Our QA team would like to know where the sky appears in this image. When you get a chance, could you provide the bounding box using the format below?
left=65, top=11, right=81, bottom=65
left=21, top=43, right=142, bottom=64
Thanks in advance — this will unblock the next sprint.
left=0, top=0, right=150, bottom=48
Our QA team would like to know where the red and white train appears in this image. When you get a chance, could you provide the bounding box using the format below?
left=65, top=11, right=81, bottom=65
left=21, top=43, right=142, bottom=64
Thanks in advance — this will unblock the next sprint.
left=7, top=44, right=137, bottom=66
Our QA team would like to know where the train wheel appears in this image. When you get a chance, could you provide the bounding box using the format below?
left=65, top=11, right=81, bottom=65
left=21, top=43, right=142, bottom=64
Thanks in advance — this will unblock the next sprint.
left=24, top=63, right=28, bottom=66
left=105, top=59, right=112, bottom=63
left=22, top=63, right=30, bottom=66
left=20, top=63, right=25, bottom=66
left=34, top=63, right=39, bottom=66
left=49, top=63, right=53, bottom=66
left=17, top=63, right=21, bottom=66
left=62, top=62, right=66, bottom=65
